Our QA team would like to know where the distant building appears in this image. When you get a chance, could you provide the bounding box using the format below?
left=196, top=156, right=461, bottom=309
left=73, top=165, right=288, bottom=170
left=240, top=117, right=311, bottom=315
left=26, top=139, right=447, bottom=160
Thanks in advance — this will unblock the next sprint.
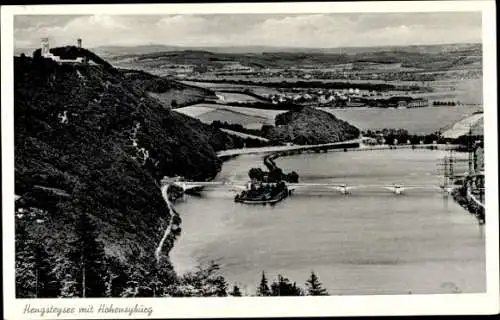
left=41, top=37, right=50, bottom=56
left=40, top=38, right=86, bottom=64
left=77, top=38, right=82, bottom=48
left=407, top=99, right=428, bottom=108
left=362, top=137, right=378, bottom=145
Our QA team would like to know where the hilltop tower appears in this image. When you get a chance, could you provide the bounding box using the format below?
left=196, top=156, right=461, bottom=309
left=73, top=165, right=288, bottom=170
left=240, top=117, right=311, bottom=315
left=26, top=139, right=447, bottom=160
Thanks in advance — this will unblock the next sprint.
left=77, top=38, right=82, bottom=48
left=41, top=38, right=50, bottom=56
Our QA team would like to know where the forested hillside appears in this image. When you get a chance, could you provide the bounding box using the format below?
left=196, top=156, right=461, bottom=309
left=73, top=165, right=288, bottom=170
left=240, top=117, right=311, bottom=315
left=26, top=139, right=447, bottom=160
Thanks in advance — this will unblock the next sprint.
left=263, top=106, right=360, bottom=145
left=14, top=48, right=239, bottom=297
left=119, top=68, right=217, bottom=108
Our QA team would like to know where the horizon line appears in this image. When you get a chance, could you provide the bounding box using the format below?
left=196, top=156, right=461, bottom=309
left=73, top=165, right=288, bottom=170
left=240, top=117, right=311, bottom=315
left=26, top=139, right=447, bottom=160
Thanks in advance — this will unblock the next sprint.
left=15, top=41, right=482, bottom=52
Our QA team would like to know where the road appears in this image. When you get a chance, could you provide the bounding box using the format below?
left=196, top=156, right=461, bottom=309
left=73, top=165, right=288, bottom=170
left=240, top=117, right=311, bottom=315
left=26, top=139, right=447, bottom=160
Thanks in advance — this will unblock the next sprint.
left=155, top=185, right=174, bottom=263
left=216, top=138, right=361, bottom=157
left=219, top=128, right=270, bottom=142
left=217, top=140, right=458, bottom=157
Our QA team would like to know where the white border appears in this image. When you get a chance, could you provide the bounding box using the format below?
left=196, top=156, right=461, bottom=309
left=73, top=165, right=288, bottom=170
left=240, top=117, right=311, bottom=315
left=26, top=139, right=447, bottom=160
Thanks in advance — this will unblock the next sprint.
left=2, top=1, right=498, bottom=318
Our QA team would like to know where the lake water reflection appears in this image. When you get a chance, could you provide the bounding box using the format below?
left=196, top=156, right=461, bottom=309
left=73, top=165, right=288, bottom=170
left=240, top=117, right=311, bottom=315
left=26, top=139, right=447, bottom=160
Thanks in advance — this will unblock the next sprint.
left=170, top=149, right=485, bottom=295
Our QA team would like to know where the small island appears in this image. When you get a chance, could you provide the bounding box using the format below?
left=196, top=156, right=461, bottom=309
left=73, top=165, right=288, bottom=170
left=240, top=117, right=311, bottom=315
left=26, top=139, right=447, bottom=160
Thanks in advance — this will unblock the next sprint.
left=234, top=180, right=290, bottom=204
left=234, top=154, right=299, bottom=204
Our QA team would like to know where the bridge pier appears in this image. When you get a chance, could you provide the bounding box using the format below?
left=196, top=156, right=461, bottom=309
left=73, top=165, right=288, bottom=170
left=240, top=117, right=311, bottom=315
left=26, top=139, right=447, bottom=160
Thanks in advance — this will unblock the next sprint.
left=335, top=184, right=350, bottom=195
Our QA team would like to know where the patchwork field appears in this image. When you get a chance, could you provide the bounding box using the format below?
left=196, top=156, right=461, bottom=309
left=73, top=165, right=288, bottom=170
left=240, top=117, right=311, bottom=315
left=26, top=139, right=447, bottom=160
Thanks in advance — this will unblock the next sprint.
left=174, top=103, right=286, bottom=129
left=216, top=91, right=266, bottom=103
left=181, top=81, right=281, bottom=98
left=180, top=81, right=249, bottom=89
left=197, top=109, right=270, bottom=130
left=176, top=102, right=483, bottom=135
left=148, top=86, right=209, bottom=108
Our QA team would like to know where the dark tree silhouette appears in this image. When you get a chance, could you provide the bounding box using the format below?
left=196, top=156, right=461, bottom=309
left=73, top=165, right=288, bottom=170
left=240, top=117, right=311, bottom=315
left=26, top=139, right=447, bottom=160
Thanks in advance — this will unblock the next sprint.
left=270, top=274, right=303, bottom=296
left=268, top=168, right=284, bottom=183
left=248, top=168, right=265, bottom=181
left=64, top=212, right=107, bottom=297
left=15, top=218, right=57, bottom=297
left=257, top=271, right=271, bottom=296
left=305, top=271, right=328, bottom=296
left=230, top=285, right=243, bottom=297
left=171, top=99, right=178, bottom=108
left=286, top=171, right=299, bottom=183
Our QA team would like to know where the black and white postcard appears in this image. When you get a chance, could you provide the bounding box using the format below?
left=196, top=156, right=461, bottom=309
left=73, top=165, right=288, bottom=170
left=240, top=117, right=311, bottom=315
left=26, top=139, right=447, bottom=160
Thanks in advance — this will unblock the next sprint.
left=2, top=1, right=498, bottom=319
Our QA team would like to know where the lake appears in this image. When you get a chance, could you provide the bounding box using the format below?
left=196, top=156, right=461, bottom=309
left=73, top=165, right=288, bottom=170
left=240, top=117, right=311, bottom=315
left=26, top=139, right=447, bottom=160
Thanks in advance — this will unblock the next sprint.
left=323, top=105, right=483, bottom=134
left=169, top=149, right=485, bottom=295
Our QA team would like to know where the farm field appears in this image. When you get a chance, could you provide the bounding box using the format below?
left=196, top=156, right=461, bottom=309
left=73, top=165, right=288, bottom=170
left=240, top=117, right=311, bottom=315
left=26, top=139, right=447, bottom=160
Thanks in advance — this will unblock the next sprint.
left=183, top=78, right=482, bottom=105
left=174, top=103, right=286, bottom=129
left=148, top=86, right=209, bottom=108
left=175, top=102, right=482, bottom=135
left=173, top=105, right=215, bottom=117
left=181, top=80, right=247, bottom=89
left=216, top=91, right=266, bottom=103
left=197, top=109, right=269, bottom=129
left=181, top=80, right=281, bottom=98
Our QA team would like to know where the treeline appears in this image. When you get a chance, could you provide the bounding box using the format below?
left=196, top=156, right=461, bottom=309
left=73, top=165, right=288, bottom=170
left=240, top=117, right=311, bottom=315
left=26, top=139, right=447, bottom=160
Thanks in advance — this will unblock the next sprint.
left=248, top=165, right=299, bottom=184
left=17, top=209, right=327, bottom=298
left=255, top=271, right=328, bottom=296
left=363, top=128, right=442, bottom=145
left=211, top=121, right=263, bottom=137
left=13, top=54, right=255, bottom=298
left=218, top=89, right=272, bottom=102
left=432, top=100, right=458, bottom=106
left=189, top=78, right=398, bottom=91
left=119, top=68, right=216, bottom=96
left=209, top=123, right=275, bottom=148
left=363, top=128, right=483, bottom=147
left=228, top=135, right=272, bottom=148
left=15, top=208, right=158, bottom=298
left=223, top=101, right=300, bottom=111
left=451, top=186, right=485, bottom=224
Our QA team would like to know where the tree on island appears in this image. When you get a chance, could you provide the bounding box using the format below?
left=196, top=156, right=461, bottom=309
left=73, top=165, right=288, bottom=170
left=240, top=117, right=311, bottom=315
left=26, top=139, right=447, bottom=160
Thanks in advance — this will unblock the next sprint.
left=257, top=271, right=271, bottom=296
left=268, top=168, right=284, bottom=183
left=286, top=171, right=299, bottom=183
left=305, top=271, right=328, bottom=296
left=248, top=167, right=265, bottom=181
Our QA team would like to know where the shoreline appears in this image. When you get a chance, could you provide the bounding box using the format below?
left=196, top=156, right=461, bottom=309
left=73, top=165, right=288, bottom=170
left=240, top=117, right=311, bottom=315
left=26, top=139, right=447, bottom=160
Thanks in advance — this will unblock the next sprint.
left=166, top=145, right=484, bottom=293
left=166, top=142, right=468, bottom=275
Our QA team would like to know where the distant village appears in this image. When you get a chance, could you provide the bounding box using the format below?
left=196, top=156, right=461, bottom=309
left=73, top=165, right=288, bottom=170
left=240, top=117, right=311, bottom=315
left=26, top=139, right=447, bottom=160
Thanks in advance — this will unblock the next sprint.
left=264, top=87, right=430, bottom=108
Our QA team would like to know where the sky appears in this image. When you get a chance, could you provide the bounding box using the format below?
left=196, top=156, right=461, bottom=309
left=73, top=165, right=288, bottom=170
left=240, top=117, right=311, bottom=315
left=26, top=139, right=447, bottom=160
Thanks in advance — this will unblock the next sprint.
left=14, top=12, right=482, bottom=49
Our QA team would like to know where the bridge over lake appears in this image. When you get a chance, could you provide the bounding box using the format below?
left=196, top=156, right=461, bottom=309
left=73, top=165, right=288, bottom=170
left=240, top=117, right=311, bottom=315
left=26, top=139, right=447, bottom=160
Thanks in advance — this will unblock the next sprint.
left=162, top=179, right=455, bottom=196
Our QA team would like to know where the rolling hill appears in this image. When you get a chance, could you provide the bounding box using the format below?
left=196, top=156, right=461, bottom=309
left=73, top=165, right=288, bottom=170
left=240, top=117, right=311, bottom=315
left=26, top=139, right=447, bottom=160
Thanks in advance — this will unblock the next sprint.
left=14, top=47, right=241, bottom=297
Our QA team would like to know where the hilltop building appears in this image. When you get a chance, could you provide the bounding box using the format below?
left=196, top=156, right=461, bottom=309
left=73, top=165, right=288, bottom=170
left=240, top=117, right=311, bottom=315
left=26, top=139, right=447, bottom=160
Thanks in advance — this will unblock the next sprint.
left=40, top=38, right=86, bottom=64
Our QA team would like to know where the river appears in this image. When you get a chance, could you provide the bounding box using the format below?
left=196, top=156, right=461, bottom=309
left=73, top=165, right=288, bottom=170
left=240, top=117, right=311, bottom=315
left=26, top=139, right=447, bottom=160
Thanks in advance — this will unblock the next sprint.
left=169, top=148, right=485, bottom=295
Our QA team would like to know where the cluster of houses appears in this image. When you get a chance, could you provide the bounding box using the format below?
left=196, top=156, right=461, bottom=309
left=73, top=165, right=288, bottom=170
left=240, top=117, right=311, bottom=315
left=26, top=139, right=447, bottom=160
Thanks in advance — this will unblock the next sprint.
left=265, top=88, right=428, bottom=108
left=266, top=88, right=368, bottom=105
